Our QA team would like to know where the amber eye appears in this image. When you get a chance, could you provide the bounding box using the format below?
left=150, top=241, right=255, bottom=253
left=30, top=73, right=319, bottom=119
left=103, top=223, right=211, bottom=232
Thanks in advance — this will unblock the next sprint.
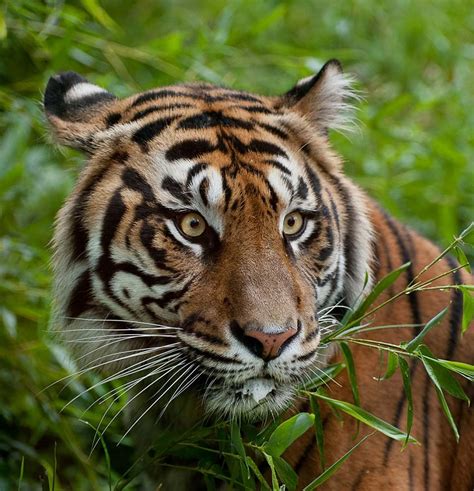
left=283, top=211, right=305, bottom=237
left=179, top=212, right=207, bottom=238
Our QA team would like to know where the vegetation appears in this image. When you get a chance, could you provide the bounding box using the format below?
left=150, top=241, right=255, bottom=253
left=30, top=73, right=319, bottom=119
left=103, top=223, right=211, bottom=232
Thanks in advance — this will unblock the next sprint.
left=0, top=1, right=473, bottom=489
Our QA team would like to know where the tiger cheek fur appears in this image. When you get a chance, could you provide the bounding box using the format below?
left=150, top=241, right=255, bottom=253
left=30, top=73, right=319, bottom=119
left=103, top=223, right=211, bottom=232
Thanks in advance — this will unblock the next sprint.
left=44, top=63, right=473, bottom=489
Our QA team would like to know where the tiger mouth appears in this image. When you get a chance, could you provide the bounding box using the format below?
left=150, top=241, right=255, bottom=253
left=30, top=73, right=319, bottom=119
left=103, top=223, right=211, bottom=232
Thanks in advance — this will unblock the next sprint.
left=203, top=376, right=295, bottom=420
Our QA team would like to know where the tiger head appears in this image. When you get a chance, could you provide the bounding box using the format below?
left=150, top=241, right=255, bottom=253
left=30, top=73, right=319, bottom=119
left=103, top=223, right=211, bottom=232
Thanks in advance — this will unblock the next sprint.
left=45, top=60, right=373, bottom=421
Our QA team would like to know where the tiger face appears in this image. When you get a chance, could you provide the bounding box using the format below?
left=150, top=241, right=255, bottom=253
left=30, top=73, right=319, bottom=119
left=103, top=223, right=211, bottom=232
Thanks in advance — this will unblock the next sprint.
left=45, top=61, right=373, bottom=420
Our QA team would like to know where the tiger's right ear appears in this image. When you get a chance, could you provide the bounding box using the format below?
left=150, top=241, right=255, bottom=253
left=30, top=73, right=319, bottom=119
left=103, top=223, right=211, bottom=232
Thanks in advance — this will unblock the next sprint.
left=44, top=72, right=118, bottom=152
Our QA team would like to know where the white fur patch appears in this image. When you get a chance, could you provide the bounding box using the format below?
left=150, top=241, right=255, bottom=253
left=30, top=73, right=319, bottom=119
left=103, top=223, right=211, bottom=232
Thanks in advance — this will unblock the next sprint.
left=65, top=83, right=108, bottom=102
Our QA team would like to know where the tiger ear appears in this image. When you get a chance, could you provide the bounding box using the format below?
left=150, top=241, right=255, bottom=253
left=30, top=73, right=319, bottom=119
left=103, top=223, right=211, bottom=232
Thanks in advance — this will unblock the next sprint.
left=44, top=72, right=118, bottom=152
left=281, top=59, right=358, bottom=134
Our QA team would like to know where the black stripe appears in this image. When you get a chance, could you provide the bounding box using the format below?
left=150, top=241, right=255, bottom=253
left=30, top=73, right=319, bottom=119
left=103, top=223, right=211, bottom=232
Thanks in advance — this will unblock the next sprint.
left=67, top=271, right=93, bottom=317
left=255, top=121, right=289, bottom=140
left=230, top=105, right=273, bottom=115
left=445, top=255, right=463, bottom=358
left=106, top=112, right=121, bottom=127
left=265, top=159, right=291, bottom=175
left=247, top=139, right=287, bottom=158
left=132, top=117, right=175, bottom=151
left=122, top=167, right=156, bottom=203
left=198, top=178, right=209, bottom=207
left=381, top=212, right=422, bottom=466
left=185, top=344, right=243, bottom=365
left=131, top=89, right=182, bottom=107
left=140, top=221, right=176, bottom=273
left=294, top=439, right=315, bottom=474
left=304, top=163, right=321, bottom=196
left=166, top=139, right=215, bottom=161
left=297, top=177, right=309, bottom=200
left=177, top=111, right=254, bottom=131
left=70, top=161, right=116, bottom=261
left=131, top=103, right=192, bottom=121
left=162, top=176, right=191, bottom=205
left=185, top=163, right=208, bottom=187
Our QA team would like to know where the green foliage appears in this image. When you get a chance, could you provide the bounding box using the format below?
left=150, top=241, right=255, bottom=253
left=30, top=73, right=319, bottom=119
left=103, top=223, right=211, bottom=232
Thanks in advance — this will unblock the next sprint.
left=1, top=0, right=473, bottom=489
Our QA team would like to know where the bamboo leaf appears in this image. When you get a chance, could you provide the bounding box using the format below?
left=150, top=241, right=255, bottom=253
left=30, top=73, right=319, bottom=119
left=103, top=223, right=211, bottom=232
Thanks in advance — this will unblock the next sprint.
left=398, top=357, right=413, bottom=447
left=460, top=286, right=474, bottom=334
left=348, top=262, right=411, bottom=324
left=246, top=457, right=271, bottom=491
left=403, top=308, right=448, bottom=352
left=418, top=346, right=469, bottom=402
left=302, top=434, right=371, bottom=490
left=433, top=386, right=460, bottom=442
left=340, top=342, right=360, bottom=406
left=263, top=453, right=280, bottom=491
left=309, top=394, right=325, bottom=470
left=453, top=246, right=471, bottom=273
left=264, top=413, right=314, bottom=458
left=273, top=456, right=298, bottom=491
left=312, top=393, right=417, bottom=443
left=230, top=421, right=250, bottom=481
left=378, top=351, right=399, bottom=381
left=432, top=359, right=474, bottom=382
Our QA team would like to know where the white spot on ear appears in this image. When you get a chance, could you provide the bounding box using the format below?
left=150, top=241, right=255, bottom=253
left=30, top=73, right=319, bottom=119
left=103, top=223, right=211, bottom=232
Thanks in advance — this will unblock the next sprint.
left=65, top=83, right=108, bottom=102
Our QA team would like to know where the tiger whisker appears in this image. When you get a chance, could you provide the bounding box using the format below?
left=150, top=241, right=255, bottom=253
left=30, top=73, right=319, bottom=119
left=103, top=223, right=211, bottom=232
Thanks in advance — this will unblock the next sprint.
left=61, top=349, right=183, bottom=410
left=117, top=362, right=195, bottom=445
left=91, top=359, right=190, bottom=452
left=62, top=316, right=183, bottom=330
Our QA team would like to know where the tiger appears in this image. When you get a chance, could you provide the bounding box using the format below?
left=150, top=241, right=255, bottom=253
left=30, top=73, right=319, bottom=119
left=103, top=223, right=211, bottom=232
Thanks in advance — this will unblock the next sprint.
left=44, top=60, right=473, bottom=490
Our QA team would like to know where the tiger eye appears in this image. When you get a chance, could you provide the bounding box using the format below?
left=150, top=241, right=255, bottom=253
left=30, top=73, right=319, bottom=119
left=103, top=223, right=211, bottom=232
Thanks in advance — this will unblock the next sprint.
left=283, top=211, right=304, bottom=236
left=179, top=212, right=206, bottom=238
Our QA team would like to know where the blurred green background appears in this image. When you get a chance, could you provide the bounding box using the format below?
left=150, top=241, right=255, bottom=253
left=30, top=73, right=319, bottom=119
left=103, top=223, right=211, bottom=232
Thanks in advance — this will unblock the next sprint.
left=0, top=0, right=473, bottom=488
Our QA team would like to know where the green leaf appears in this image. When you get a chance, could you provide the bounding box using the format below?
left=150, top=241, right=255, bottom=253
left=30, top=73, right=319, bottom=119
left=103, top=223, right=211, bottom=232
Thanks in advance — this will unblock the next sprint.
left=263, top=453, right=280, bottom=491
left=378, top=351, right=399, bottom=380
left=312, top=393, right=417, bottom=444
left=340, top=342, right=360, bottom=406
left=418, top=346, right=469, bottom=402
left=460, top=286, right=474, bottom=334
left=246, top=457, right=271, bottom=491
left=273, top=456, right=298, bottom=491
left=432, top=359, right=474, bottom=382
left=300, top=363, right=345, bottom=391
left=403, top=308, right=448, bottom=352
left=434, top=385, right=460, bottom=442
left=453, top=246, right=471, bottom=273
left=348, top=262, right=411, bottom=324
left=309, top=394, right=325, bottom=470
left=302, top=435, right=371, bottom=490
left=398, top=357, right=413, bottom=447
left=230, top=421, right=250, bottom=481
left=264, top=413, right=314, bottom=458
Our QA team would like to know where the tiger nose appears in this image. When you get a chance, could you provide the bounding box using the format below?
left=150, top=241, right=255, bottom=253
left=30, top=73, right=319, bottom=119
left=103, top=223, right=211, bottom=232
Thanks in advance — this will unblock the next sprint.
left=231, top=322, right=298, bottom=361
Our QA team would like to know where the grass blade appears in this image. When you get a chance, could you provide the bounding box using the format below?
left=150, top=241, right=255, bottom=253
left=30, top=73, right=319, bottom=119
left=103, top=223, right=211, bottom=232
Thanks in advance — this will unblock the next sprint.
left=309, top=394, right=325, bottom=470
left=302, top=434, right=371, bottom=490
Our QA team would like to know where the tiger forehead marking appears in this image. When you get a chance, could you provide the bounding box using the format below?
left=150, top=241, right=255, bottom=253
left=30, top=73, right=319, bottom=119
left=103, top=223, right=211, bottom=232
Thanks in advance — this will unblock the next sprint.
left=45, top=62, right=373, bottom=420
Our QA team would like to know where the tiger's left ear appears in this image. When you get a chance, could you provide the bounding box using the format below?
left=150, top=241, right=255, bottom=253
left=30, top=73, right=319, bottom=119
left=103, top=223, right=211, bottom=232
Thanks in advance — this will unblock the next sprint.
left=44, top=71, right=118, bottom=153
left=280, top=59, right=358, bottom=134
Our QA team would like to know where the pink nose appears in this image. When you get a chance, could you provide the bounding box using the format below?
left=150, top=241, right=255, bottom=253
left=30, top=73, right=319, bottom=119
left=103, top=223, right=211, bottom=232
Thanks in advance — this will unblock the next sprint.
left=231, top=323, right=298, bottom=361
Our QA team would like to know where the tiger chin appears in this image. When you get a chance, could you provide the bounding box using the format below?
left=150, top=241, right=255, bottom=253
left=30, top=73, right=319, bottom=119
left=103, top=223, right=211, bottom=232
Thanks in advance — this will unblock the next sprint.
left=44, top=60, right=473, bottom=490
